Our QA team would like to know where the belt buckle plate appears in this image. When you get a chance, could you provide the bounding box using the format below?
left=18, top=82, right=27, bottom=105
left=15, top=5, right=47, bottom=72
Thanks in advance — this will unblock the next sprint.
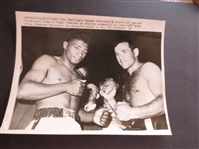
left=63, top=108, right=75, bottom=118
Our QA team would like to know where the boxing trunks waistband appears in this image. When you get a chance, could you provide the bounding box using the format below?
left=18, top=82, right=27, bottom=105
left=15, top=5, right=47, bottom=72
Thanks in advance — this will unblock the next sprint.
left=33, top=107, right=80, bottom=121
left=31, top=107, right=81, bottom=129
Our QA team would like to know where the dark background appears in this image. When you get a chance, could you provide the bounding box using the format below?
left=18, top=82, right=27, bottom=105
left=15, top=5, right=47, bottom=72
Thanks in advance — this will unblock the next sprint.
left=21, top=27, right=161, bottom=90
left=1, top=1, right=198, bottom=149
left=17, top=27, right=161, bottom=115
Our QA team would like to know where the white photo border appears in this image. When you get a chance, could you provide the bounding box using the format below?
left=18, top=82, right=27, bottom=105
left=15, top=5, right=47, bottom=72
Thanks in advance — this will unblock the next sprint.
left=1, top=11, right=171, bottom=135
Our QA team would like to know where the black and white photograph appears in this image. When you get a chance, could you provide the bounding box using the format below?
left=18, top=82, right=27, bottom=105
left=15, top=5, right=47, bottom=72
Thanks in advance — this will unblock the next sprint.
left=1, top=11, right=171, bottom=135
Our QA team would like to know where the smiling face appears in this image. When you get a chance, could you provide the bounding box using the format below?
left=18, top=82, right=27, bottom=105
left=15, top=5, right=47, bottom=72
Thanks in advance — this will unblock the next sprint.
left=64, top=39, right=88, bottom=65
left=114, top=42, right=137, bottom=70
left=100, top=78, right=118, bottom=94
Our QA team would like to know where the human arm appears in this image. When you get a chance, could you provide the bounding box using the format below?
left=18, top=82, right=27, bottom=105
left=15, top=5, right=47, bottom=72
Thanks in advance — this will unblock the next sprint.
left=116, top=62, right=165, bottom=121
left=84, top=83, right=100, bottom=112
left=79, top=108, right=111, bottom=127
left=17, top=55, right=85, bottom=100
left=116, top=97, right=164, bottom=121
left=81, top=83, right=112, bottom=126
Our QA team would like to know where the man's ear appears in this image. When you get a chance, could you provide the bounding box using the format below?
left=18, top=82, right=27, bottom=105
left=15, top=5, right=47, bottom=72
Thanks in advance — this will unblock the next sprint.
left=63, top=41, right=68, bottom=49
left=133, top=48, right=139, bottom=57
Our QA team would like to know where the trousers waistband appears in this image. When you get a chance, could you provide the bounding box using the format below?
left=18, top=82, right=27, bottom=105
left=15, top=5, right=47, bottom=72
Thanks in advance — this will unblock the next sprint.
left=33, top=107, right=80, bottom=122
left=125, top=114, right=168, bottom=130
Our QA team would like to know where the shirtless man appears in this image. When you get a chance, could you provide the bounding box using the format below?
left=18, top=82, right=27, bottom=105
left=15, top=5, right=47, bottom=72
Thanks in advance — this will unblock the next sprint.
left=114, top=39, right=168, bottom=130
left=17, top=33, right=110, bottom=132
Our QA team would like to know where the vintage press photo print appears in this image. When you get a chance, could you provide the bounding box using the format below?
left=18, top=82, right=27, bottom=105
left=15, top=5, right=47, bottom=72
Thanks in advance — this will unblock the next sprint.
left=1, top=11, right=171, bottom=135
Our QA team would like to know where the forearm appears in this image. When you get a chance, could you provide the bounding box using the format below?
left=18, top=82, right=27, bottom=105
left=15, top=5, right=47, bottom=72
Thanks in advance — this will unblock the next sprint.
left=79, top=108, right=94, bottom=123
left=17, top=81, right=66, bottom=100
left=131, top=96, right=165, bottom=119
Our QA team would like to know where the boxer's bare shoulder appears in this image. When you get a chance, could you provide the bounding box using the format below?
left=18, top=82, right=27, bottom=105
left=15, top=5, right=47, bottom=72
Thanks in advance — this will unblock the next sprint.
left=31, top=54, right=57, bottom=69
left=140, top=62, right=162, bottom=78
left=25, top=55, right=53, bottom=78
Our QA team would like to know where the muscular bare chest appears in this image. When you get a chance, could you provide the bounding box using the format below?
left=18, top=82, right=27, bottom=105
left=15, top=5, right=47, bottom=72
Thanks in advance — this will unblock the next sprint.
left=123, top=69, right=150, bottom=106
left=43, top=63, right=80, bottom=84
left=124, top=70, right=140, bottom=101
left=37, top=58, right=81, bottom=111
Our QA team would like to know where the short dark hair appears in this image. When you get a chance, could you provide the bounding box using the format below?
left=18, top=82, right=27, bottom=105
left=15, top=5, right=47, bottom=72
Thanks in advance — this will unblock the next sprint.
left=114, top=39, right=137, bottom=51
left=67, top=32, right=90, bottom=47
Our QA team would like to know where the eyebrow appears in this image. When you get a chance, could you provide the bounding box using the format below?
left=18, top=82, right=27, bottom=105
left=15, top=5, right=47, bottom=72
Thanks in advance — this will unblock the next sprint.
left=74, top=44, right=88, bottom=51
left=115, top=48, right=125, bottom=53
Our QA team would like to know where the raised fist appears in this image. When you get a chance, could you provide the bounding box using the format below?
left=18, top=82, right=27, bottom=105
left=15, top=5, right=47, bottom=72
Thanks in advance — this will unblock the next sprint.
left=93, top=108, right=112, bottom=127
left=100, top=85, right=117, bottom=100
left=65, top=79, right=86, bottom=96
